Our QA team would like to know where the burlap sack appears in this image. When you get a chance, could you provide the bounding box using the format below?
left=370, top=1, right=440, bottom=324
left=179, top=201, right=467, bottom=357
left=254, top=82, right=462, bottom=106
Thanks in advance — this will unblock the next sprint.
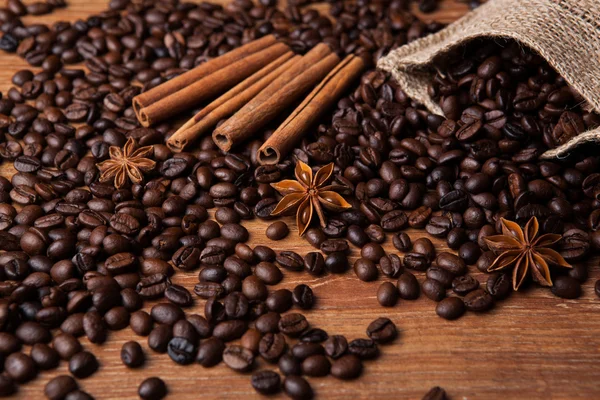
left=377, top=0, right=600, bottom=159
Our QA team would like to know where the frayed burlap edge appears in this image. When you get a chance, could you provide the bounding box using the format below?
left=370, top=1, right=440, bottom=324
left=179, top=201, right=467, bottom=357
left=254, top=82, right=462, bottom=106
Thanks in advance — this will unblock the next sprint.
left=377, top=0, right=600, bottom=159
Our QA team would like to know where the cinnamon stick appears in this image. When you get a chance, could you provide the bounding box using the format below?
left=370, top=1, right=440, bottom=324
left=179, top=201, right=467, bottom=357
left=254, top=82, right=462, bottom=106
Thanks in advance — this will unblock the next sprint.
left=135, top=41, right=290, bottom=127
left=166, top=52, right=298, bottom=152
left=257, top=54, right=365, bottom=165
left=212, top=43, right=338, bottom=152
left=132, top=34, right=276, bottom=115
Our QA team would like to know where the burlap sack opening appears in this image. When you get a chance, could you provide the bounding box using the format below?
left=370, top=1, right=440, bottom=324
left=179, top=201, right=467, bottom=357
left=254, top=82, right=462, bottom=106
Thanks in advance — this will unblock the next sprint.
left=377, top=0, right=600, bottom=159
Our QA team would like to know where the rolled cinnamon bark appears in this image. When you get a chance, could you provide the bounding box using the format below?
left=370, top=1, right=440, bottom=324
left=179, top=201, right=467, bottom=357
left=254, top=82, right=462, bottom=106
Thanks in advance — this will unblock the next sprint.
left=132, top=34, right=277, bottom=116
left=257, top=54, right=365, bottom=165
left=166, top=52, right=299, bottom=152
left=212, top=43, right=336, bottom=152
left=135, top=42, right=290, bottom=127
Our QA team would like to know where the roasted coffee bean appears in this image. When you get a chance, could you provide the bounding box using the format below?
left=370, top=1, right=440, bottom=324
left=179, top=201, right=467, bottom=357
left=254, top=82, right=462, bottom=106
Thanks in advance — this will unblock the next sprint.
left=320, top=239, right=349, bottom=254
left=167, top=337, right=197, bottom=365
left=436, top=252, right=466, bottom=275
left=392, top=232, right=412, bottom=252
left=138, top=377, right=167, bottom=400
left=436, top=297, right=466, bottom=320
left=275, top=251, right=304, bottom=271
left=266, top=221, right=289, bottom=240
left=551, top=276, right=581, bottom=299
left=292, top=284, right=314, bottom=310
left=259, top=332, right=286, bottom=362
left=324, top=335, right=348, bottom=359
left=361, top=242, right=385, bottom=262
left=463, top=289, right=494, bottom=312
left=283, top=375, right=313, bottom=400
left=196, top=337, right=224, bottom=367
left=69, top=351, right=98, bottom=379
left=279, top=313, right=308, bottom=337
left=486, top=273, right=512, bottom=300
left=223, top=345, right=254, bottom=372
left=130, top=311, right=153, bottom=336
left=31, top=343, right=59, bottom=370
left=278, top=353, right=302, bottom=376
left=331, top=354, right=363, bottom=380
left=251, top=370, right=281, bottom=395
left=452, top=275, right=480, bottom=295
left=422, top=386, right=448, bottom=400
left=148, top=324, right=172, bottom=353
left=303, top=252, right=325, bottom=276
left=121, top=341, right=145, bottom=368
left=164, top=284, right=193, bottom=307
left=397, top=272, right=420, bottom=300
left=379, top=254, right=404, bottom=278
left=366, top=317, right=397, bottom=343
left=302, top=354, right=330, bottom=377
left=422, top=279, right=446, bottom=301
left=266, top=290, right=293, bottom=313
left=325, top=252, right=349, bottom=273
left=354, top=258, right=378, bottom=281
left=348, top=338, right=378, bottom=360
left=45, top=375, right=78, bottom=400
left=137, top=274, right=171, bottom=299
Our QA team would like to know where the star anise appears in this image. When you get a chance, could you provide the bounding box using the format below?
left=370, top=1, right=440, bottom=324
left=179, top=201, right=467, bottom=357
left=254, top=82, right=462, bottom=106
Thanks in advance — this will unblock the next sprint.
left=97, top=138, right=155, bottom=189
left=271, top=161, right=351, bottom=236
left=485, top=217, right=571, bottom=291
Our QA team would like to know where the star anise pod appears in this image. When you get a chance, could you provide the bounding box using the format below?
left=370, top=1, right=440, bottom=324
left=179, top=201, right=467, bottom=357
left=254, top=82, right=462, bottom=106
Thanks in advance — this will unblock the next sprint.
left=96, top=138, right=155, bottom=189
left=271, top=161, right=351, bottom=236
left=485, top=217, right=571, bottom=291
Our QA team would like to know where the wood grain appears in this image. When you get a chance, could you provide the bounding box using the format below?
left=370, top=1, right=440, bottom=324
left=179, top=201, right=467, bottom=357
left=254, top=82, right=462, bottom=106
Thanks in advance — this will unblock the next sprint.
left=1, top=1, right=599, bottom=399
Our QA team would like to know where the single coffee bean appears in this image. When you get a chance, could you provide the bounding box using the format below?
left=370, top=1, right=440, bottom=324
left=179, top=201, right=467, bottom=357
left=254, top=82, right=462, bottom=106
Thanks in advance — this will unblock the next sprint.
left=377, top=282, right=399, bottom=307
left=148, top=324, right=172, bottom=353
left=167, top=337, right=197, bottom=365
left=463, top=289, right=494, bottom=312
left=397, top=272, right=420, bottom=300
left=302, top=354, right=330, bottom=377
left=69, top=351, right=98, bottom=379
left=436, top=297, right=466, bottom=320
left=303, top=252, right=325, bottom=276
left=324, top=252, right=349, bottom=273
left=354, top=258, right=378, bottom=281
left=486, top=273, right=512, bottom=300
left=251, top=370, right=281, bottom=395
left=44, top=375, right=78, bottom=400
left=279, top=313, right=308, bottom=337
left=278, top=353, right=302, bottom=376
left=130, top=311, right=153, bottom=336
left=551, top=275, right=582, bottom=299
left=452, top=275, right=480, bottom=296
left=222, top=345, right=254, bottom=372
left=30, top=343, right=59, bottom=370
left=138, top=377, right=167, bottom=400
left=121, top=341, right=144, bottom=368
left=324, top=335, right=348, bottom=359
left=330, top=354, right=363, bottom=380
left=275, top=251, right=304, bottom=271
left=366, top=317, right=397, bottom=343
left=259, top=332, right=287, bottom=362
left=348, top=338, right=379, bottom=359
left=422, top=386, right=448, bottom=400
left=266, top=221, right=289, bottom=240
left=283, top=375, right=313, bottom=400
left=196, top=337, right=224, bottom=367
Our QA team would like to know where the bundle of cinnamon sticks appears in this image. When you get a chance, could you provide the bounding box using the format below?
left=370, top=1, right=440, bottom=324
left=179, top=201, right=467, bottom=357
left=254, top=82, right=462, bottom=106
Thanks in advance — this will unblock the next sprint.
left=134, top=35, right=364, bottom=164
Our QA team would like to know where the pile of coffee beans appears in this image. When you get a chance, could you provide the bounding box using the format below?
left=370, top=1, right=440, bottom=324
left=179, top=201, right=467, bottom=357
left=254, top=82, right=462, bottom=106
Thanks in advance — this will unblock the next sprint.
left=0, top=0, right=597, bottom=398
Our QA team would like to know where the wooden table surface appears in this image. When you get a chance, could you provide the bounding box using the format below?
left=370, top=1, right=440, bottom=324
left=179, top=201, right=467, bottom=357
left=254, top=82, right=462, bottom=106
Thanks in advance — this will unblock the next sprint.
left=1, top=1, right=599, bottom=399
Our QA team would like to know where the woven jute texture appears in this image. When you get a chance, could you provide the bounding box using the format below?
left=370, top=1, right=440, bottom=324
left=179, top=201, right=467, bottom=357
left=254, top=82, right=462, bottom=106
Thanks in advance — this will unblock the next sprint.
left=377, top=0, right=600, bottom=159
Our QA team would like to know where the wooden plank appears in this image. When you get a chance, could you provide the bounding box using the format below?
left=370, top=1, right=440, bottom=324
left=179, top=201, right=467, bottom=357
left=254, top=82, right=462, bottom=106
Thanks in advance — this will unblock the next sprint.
left=1, top=1, right=599, bottom=399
